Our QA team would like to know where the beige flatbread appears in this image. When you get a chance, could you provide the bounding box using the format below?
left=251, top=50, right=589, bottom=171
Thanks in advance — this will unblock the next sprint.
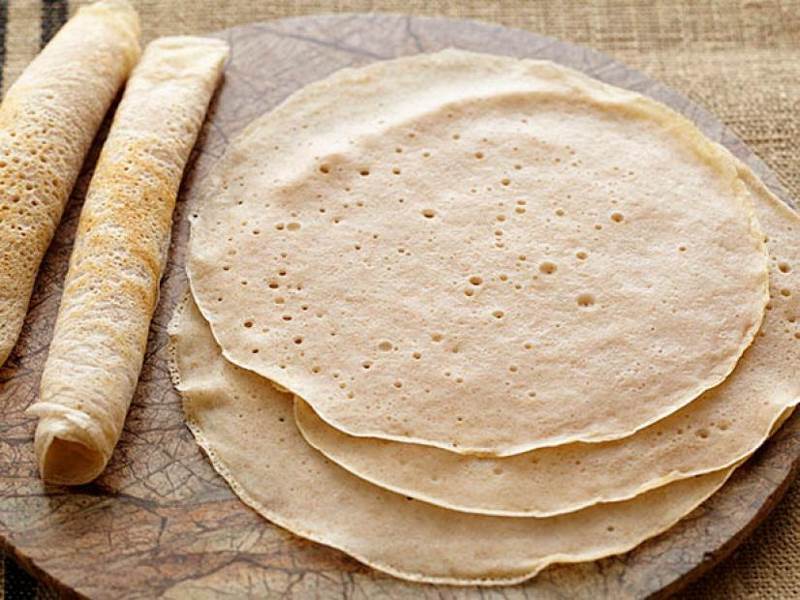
left=187, top=50, right=768, bottom=456
left=293, top=167, right=800, bottom=516
left=169, top=294, right=735, bottom=586
left=0, top=0, right=140, bottom=366
left=27, top=36, right=228, bottom=485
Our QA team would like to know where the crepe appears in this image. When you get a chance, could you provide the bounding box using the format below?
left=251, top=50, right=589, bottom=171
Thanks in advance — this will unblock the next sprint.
left=0, top=0, right=141, bottom=367
left=187, top=50, right=768, bottom=456
left=169, top=294, right=736, bottom=586
left=27, top=36, right=228, bottom=485
left=294, top=165, right=800, bottom=516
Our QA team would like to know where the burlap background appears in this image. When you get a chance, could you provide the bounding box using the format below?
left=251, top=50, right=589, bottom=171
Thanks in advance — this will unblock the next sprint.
left=1, top=1, right=797, bottom=598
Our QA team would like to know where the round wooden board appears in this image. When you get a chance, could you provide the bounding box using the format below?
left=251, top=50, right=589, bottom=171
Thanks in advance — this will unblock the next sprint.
left=0, top=14, right=798, bottom=599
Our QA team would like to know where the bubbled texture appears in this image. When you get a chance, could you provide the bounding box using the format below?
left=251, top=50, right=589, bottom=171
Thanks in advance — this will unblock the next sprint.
left=0, top=0, right=141, bottom=366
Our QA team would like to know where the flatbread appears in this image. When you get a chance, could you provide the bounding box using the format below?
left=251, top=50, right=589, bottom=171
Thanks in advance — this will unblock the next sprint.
left=187, top=49, right=768, bottom=455
left=0, top=0, right=140, bottom=366
left=169, top=294, right=735, bottom=586
left=292, top=167, right=800, bottom=516
left=27, top=36, right=228, bottom=485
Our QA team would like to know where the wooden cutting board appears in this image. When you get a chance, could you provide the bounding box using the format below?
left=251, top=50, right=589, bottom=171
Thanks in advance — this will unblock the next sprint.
left=1, top=14, right=798, bottom=599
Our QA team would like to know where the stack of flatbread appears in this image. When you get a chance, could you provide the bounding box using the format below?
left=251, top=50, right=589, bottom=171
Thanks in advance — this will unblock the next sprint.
left=170, top=50, right=800, bottom=585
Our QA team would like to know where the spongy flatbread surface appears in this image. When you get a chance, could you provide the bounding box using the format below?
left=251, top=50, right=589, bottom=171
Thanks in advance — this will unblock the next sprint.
left=170, top=295, right=734, bottom=586
left=0, top=0, right=140, bottom=366
left=187, top=50, right=768, bottom=455
left=294, top=166, right=800, bottom=516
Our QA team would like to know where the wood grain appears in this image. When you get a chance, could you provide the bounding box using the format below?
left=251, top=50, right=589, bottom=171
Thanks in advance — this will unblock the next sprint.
left=0, top=14, right=797, bottom=599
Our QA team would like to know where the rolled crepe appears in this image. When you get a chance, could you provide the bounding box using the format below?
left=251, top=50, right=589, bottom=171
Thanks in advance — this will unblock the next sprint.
left=28, top=36, right=229, bottom=485
left=0, top=0, right=140, bottom=366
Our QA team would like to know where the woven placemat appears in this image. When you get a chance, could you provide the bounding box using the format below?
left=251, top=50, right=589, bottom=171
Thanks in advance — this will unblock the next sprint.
left=2, top=1, right=798, bottom=598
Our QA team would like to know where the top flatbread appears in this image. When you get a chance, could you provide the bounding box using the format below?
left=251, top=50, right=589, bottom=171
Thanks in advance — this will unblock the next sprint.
left=187, top=49, right=768, bottom=455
